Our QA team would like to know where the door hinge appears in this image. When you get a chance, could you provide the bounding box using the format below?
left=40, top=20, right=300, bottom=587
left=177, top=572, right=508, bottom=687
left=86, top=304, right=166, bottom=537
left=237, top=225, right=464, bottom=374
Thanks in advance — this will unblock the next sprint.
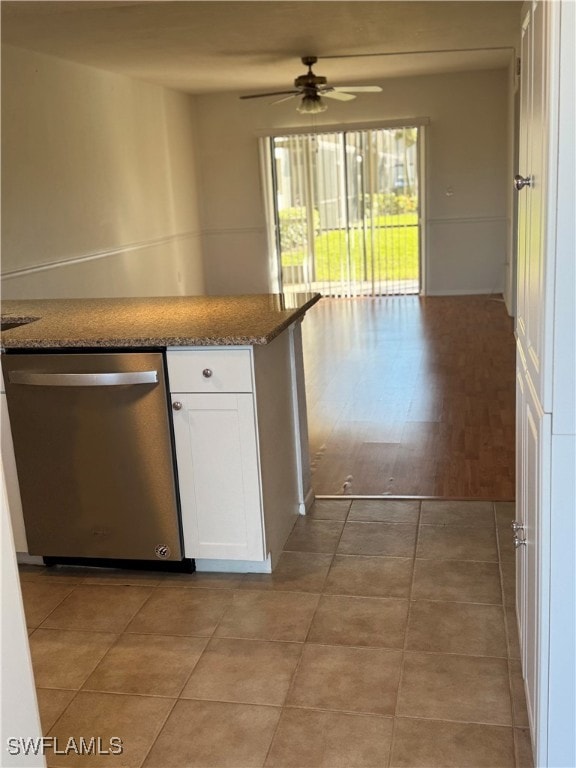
left=516, top=57, right=522, bottom=77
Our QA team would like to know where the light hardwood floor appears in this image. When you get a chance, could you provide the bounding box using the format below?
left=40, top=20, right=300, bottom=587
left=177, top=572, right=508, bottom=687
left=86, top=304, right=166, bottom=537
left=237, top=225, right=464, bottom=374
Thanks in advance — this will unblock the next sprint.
left=303, top=295, right=516, bottom=499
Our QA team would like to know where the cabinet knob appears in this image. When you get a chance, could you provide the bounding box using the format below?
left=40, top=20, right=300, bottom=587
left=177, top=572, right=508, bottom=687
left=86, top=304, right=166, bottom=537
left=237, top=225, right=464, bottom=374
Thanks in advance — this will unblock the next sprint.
left=202, top=368, right=213, bottom=378
left=514, top=174, right=532, bottom=191
left=172, top=401, right=183, bottom=411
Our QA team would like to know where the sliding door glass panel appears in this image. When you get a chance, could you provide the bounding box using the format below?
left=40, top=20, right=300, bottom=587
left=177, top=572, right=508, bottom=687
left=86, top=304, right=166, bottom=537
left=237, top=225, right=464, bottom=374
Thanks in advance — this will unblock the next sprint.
left=270, top=126, right=420, bottom=298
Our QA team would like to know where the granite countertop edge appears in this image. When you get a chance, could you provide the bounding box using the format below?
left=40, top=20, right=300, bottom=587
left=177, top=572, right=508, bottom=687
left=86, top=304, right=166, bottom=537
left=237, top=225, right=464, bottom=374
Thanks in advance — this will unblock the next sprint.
left=0, top=294, right=322, bottom=350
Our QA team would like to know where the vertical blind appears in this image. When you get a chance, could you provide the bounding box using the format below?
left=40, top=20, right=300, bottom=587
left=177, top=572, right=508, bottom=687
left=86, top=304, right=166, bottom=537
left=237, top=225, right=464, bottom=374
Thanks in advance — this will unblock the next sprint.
left=270, top=127, right=420, bottom=298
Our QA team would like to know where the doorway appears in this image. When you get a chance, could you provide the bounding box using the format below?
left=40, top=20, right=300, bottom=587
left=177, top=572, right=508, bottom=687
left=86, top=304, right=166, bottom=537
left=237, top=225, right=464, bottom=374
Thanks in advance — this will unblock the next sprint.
left=269, top=127, right=422, bottom=298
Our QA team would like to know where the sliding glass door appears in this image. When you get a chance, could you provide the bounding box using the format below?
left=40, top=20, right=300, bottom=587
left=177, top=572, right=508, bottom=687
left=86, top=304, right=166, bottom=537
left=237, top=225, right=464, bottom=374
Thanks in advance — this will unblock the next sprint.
left=270, top=127, right=421, bottom=298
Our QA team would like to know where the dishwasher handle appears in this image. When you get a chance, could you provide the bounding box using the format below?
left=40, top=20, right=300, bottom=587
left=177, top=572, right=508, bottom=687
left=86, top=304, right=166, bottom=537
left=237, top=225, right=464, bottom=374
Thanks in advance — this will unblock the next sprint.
left=8, top=371, right=159, bottom=387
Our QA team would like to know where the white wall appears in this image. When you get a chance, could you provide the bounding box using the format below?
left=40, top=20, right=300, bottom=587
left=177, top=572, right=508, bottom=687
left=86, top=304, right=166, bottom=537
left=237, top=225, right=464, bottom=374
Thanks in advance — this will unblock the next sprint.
left=1, top=462, right=45, bottom=768
left=195, top=68, right=511, bottom=296
left=1, top=45, right=205, bottom=298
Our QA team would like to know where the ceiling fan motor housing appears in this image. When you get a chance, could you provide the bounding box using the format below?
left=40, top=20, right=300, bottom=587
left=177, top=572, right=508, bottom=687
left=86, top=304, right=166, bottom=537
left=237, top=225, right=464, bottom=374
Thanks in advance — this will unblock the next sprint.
left=295, top=56, right=326, bottom=90
left=294, top=72, right=327, bottom=89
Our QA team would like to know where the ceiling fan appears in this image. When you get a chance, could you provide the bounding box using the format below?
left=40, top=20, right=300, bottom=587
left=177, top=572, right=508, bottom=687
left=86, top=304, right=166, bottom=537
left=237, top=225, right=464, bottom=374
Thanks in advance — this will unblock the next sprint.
left=239, top=56, right=382, bottom=114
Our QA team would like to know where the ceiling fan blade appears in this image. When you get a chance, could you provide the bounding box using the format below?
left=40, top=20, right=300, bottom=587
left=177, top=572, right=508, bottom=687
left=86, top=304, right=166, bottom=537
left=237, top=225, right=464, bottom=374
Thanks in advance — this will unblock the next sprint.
left=240, top=90, right=300, bottom=100
left=322, top=91, right=357, bottom=101
left=331, top=86, right=383, bottom=93
left=272, top=94, right=299, bottom=104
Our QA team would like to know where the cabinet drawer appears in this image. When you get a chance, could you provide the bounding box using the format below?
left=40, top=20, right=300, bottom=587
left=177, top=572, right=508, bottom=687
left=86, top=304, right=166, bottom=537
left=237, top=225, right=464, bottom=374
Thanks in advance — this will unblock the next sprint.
left=167, top=350, right=253, bottom=393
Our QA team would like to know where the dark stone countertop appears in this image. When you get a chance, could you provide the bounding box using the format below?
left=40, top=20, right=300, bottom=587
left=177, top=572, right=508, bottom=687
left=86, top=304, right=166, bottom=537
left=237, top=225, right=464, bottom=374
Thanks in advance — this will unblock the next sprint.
left=0, top=294, right=322, bottom=350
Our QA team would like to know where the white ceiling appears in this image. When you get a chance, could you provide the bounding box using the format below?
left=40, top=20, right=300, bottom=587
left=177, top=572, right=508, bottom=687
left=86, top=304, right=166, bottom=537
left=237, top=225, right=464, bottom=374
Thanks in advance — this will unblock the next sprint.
left=1, top=1, right=522, bottom=95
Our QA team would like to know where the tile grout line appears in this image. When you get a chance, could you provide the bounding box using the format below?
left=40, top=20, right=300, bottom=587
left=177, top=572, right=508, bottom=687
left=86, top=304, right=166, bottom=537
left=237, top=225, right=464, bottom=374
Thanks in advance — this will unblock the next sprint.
left=24, top=498, right=525, bottom=767
left=388, top=500, right=421, bottom=767
left=495, top=499, right=522, bottom=767
left=264, top=503, right=370, bottom=767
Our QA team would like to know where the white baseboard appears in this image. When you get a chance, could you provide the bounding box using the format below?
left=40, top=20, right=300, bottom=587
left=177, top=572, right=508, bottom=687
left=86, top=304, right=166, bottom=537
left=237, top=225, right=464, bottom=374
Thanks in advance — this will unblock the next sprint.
left=300, top=487, right=316, bottom=515
left=16, top=553, right=44, bottom=565
left=194, top=555, right=272, bottom=574
left=424, top=289, right=505, bottom=297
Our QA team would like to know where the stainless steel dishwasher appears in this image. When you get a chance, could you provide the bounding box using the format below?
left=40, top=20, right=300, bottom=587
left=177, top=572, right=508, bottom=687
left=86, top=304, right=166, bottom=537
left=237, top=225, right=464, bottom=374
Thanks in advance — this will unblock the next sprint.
left=2, top=351, right=188, bottom=566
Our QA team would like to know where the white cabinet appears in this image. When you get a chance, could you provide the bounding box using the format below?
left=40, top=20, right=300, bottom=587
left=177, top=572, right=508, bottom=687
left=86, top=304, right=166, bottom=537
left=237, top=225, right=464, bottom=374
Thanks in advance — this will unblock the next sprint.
left=515, top=2, right=575, bottom=765
left=167, top=329, right=308, bottom=572
left=515, top=358, right=551, bottom=741
left=516, top=0, right=551, bottom=407
left=0, top=388, right=28, bottom=553
left=171, top=392, right=264, bottom=562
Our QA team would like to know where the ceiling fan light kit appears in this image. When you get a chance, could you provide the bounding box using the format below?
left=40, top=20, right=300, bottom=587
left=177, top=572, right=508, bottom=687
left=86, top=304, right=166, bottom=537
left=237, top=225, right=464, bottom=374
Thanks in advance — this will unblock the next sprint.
left=296, top=93, right=328, bottom=114
left=240, top=55, right=382, bottom=113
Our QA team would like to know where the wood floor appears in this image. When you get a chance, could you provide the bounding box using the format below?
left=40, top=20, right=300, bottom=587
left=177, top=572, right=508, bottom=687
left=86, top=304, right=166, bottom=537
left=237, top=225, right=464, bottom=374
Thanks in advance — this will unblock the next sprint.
left=302, top=295, right=516, bottom=499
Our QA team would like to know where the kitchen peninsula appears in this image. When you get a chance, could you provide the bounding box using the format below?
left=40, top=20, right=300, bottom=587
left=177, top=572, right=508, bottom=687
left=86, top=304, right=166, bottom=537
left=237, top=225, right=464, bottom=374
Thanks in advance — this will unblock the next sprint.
left=1, top=293, right=321, bottom=573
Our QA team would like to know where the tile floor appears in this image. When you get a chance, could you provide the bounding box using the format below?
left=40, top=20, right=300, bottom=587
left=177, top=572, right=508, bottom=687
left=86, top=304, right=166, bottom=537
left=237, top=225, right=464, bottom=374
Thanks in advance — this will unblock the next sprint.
left=19, top=499, right=534, bottom=768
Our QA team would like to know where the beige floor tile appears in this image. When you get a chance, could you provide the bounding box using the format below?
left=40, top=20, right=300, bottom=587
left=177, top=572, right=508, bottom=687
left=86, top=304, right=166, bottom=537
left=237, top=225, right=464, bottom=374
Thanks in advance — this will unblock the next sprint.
left=83, top=634, right=207, bottom=697
left=420, top=500, right=495, bottom=527
left=505, top=606, right=521, bottom=659
left=495, top=502, right=516, bottom=530
left=241, top=552, right=333, bottom=593
left=406, top=601, right=508, bottom=657
left=46, top=691, right=173, bottom=767
left=29, top=629, right=118, bottom=689
left=412, top=559, right=502, bottom=604
left=348, top=500, right=420, bottom=524
left=215, top=591, right=319, bottom=642
left=36, top=689, right=76, bottom=734
left=398, top=652, right=512, bottom=725
left=20, top=582, right=75, bottom=629
left=497, top=526, right=517, bottom=563
left=18, top=564, right=88, bottom=585
left=181, top=637, right=301, bottom=706
left=307, top=500, right=352, bottom=521
left=284, top=518, right=345, bottom=553
left=79, top=568, right=164, bottom=586
left=514, top=728, right=534, bottom=768
left=265, top=707, right=393, bottom=767
left=390, top=718, right=515, bottom=767
left=18, top=564, right=55, bottom=582
left=510, top=659, right=530, bottom=727
left=338, top=522, right=417, bottom=558
left=325, top=555, right=414, bottom=599
left=417, top=525, right=498, bottom=562
left=160, top=571, right=243, bottom=589
left=126, top=587, right=232, bottom=637
left=40, top=585, right=153, bottom=633
left=501, top=561, right=517, bottom=607
left=286, top=644, right=402, bottom=716
left=308, top=595, right=408, bottom=648
left=142, top=699, right=281, bottom=767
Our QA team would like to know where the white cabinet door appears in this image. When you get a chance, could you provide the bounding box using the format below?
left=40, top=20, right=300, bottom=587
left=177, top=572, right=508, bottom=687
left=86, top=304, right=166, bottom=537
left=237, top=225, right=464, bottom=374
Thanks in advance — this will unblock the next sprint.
left=516, top=358, right=552, bottom=755
left=171, top=392, right=265, bottom=561
left=1, top=394, right=27, bottom=552
left=516, top=1, right=553, bottom=408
